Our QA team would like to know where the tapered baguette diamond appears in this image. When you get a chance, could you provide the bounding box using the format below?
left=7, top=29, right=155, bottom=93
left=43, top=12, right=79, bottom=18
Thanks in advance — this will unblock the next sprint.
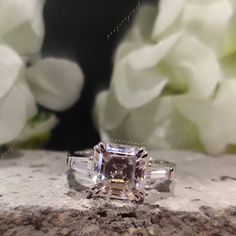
left=91, top=143, right=149, bottom=201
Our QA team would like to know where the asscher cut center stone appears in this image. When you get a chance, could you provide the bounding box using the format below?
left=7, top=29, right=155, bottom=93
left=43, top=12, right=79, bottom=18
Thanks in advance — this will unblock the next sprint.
left=91, top=143, right=149, bottom=201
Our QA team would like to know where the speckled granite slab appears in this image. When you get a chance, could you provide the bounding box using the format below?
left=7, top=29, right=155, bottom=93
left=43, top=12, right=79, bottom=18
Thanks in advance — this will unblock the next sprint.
left=0, top=150, right=235, bottom=235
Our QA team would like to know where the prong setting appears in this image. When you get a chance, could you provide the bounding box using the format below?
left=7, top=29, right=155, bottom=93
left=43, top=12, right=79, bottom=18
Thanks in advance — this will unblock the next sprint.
left=137, top=147, right=145, bottom=157
left=141, top=151, right=148, bottom=159
left=94, top=145, right=100, bottom=153
left=98, top=142, right=106, bottom=153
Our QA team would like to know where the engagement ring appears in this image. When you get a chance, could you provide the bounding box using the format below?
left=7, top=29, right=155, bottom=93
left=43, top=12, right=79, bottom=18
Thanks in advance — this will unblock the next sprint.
left=67, top=142, right=176, bottom=202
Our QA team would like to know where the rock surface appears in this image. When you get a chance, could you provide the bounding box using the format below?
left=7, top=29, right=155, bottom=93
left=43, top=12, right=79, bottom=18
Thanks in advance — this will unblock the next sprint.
left=0, top=150, right=236, bottom=235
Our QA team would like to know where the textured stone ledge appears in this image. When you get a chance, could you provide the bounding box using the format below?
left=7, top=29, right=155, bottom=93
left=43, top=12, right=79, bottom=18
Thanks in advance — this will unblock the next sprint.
left=0, top=150, right=236, bottom=235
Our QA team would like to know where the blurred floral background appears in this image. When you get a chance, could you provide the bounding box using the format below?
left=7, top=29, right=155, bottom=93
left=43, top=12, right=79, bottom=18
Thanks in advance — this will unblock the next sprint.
left=0, top=0, right=84, bottom=150
left=1, top=0, right=236, bottom=155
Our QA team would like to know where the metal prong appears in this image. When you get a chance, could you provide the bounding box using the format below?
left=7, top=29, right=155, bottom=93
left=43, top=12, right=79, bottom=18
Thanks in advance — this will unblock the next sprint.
left=67, top=155, right=72, bottom=169
left=137, top=147, right=145, bottom=157
left=94, top=145, right=100, bottom=153
left=98, top=142, right=106, bottom=153
left=141, top=151, right=148, bottom=159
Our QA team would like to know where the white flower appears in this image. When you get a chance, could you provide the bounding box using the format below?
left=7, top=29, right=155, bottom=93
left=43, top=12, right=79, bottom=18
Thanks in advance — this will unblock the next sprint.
left=26, top=58, right=84, bottom=111
left=0, top=0, right=46, bottom=55
left=174, top=80, right=236, bottom=154
left=0, top=1, right=84, bottom=145
left=0, top=45, right=32, bottom=144
left=94, top=0, right=236, bottom=154
left=152, top=0, right=233, bottom=54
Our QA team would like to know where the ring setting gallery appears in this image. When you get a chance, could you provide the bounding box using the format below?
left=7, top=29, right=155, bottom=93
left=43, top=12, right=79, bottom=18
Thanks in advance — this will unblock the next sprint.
left=67, top=142, right=176, bottom=202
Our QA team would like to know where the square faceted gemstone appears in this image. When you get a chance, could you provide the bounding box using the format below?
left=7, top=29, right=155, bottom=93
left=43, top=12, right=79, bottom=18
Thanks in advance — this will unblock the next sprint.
left=91, top=143, right=149, bottom=201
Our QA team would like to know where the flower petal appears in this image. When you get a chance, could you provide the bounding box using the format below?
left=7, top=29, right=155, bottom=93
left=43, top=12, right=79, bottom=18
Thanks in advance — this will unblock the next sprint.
left=93, top=89, right=128, bottom=131
left=152, top=0, right=186, bottom=38
left=114, top=6, right=158, bottom=68
left=166, top=36, right=222, bottom=98
left=0, top=45, right=23, bottom=98
left=214, top=79, right=236, bottom=143
left=215, top=79, right=236, bottom=104
left=124, top=97, right=173, bottom=145
left=223, top=0, right=236, bottom=55
left=127, top=32, right=183, bottom=70
left=0, top=0, right=45, bottom=55
left=113, top=33, right=182, bottom=109
left=123, top=96, right=201, bottom=150
left=0, top=85, right=27, bottom=144
left=174, top=97, right=228, bottom=154
left=93, top=90, right=108, bottom=128
left=18, top=77, right=37, bottom=120
left=21, top=114, right=58, bottom=142
left=126, top=5, right=157, bottom=42
left=174, top=80, right=236, bottom=154
left=221, top=51, right=236, bottom=78
left=113, top=59, right=167, bottom=109
left=26, top=58, right=84, bottom=111
left=182, top=0, right=233, bottom=52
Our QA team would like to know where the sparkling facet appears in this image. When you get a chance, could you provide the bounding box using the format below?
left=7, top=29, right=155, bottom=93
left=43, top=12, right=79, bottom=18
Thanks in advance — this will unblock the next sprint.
left=91, top=143, right=148, bottom=201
